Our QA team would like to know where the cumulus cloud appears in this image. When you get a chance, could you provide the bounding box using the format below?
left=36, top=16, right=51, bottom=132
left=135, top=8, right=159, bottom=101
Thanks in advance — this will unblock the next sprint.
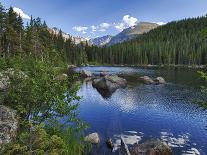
left=123, top=15, right=138, bottom=27
left=100, top=22, right=110, bottom=29
left=156, top=22, right=166, bottom=25
left=73, top=15, right=138, bottom=35
left=13, top=7, right=30, bottom=19
left=72, top=26, right=88, bottom=34
left=114, top=15, right=138, bottom=31
left=91, top=25, right=98, bottom=32
left=114, top=23, right=126, bottom=32
left=99, top=29, right=106, bottom=32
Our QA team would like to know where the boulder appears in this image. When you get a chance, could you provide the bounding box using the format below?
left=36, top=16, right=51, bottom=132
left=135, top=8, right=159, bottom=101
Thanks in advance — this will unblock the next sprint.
left=106, top=138, right=114, bottom=150
left=0, top=105, right=18, bottom=144
left=0, top=68, right=27, bottom=91
left=154, top=77, right=166, bottom=84
left=129, top=139, right=172, bottom=155
left=139, top=76, right=154, bottom=85
left=3, top=68, right=27, bottom=79
left=81, top=70, right=92, bottom=78
left=139, top=76, right=166, bottom=85
left=84, top=132, right=100, bottom=144
left=0, top=76, right=9, bottom=91
left=100, top=71, right=108, bottom=77
left=67, top=65, right=76, bottom=76
left=55, top=74, right=68, bottom=81
left=92, top=75, right=127, bottom=93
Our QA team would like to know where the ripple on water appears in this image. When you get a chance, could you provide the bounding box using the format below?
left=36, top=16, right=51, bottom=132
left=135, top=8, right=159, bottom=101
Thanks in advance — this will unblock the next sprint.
left=75, top=67, right=207, bottom=154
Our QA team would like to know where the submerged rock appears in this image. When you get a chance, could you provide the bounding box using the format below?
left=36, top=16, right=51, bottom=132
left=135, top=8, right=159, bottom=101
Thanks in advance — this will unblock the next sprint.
left=93, top=75, right=127, bottom=92
left=0, top=105, right=18, bottom=144
left=129, top=139, right=172, bottom=155
left=139, top=76, right=154, bottom=85
left=81, top=70, right=92, bottom=78
left=100, top=71, right=108, bottom=77
left=84, top=132, right=100, bottom=144
left=139, top=76, right=166, bottom=85
left=106, top=138, right=114, bottom=150
left=121, top=137, right=131, bottom=155
left=154, top=77, right=166, bottom=84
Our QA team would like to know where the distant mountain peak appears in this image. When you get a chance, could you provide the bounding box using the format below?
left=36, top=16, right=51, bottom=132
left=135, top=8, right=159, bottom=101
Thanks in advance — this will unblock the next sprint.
left=89, top=35, right=113, bottom=47
left=48, top=27, right=88, bottom=45
left=106, top=22, right=159, bottom=46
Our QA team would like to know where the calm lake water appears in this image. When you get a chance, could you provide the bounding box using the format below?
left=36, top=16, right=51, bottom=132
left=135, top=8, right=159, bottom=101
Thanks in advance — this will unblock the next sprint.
left=76, top=67, right=207, bottom=155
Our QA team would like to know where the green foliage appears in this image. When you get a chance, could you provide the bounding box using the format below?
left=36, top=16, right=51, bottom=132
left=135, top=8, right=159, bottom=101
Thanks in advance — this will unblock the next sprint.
left=2, top=125, right=65, bottom=155
left=0, top=2, right=89, bottom=154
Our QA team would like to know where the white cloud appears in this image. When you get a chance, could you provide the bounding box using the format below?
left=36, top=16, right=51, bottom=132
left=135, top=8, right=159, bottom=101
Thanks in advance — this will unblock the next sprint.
left=99, top=29, right=106, bottom=32
left=73, top=15, right=138, bottom=35
left=123, top=15, right=138, bottom=27
left=91, top=25, right=97, bottom=32
left=156, top=22, right=166, bottom=25
left=114, top=22, right=126, bottom=32
left=73, top=26, right=88, bottom=32
left=100, top=22, right=110, bottom=29
left=13, top=7, right=30, bottom=19
left=114, top=15, right=138, bottom=32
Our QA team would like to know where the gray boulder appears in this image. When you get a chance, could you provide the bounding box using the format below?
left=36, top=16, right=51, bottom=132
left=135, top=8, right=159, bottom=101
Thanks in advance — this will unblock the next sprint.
left=92, top=75, right=127, bottom=92
left=0, top=76, right=9, bottom=91
left=55, top=74, right=68, bottom=81
left=100, top=71, right=108, bottom=77
left=139, top=76, right=154, bottom=85
left=81, top=70, right=92, bottom=78
left=67, top=65, right=76, bottom=76
left=154, top=77, right=166, bottom=84
left=84, top=132, right=100, bottom=144
left=139, top=76, right=166, bottom=85
left=129, top=139, right=172, bottom=155
left=0, top=68, right=27, bottom=91
left=0, top=105, right=18, bottom=144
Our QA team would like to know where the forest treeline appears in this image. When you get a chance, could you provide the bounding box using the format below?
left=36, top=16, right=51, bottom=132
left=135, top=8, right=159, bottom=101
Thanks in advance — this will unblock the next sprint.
left=1, top=2, right=207, bottom=66
left=86, top=16, right=207, bottom=65
left=0, top=3, right=87, bottom=65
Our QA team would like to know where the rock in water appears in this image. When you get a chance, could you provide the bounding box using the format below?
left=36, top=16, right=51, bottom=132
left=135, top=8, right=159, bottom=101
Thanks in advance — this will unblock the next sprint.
left=84, top=132, right=100, bottom=144
left=81, top=70, right=92, bottom=78
left=106, top=138, right=114, bottom=150
left=100, top=71, right=108, bottom=77
left=139, top=76, right=154, bottom=85
left=129, top=139, right=172, bottom=155
left=154, top=77, right=166, bottom=84
left=0, top=105, right=18, bottom=144
left=92, top=75, right=127, bottom=93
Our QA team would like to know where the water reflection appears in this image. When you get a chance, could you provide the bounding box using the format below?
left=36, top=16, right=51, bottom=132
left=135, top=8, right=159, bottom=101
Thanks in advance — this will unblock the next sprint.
left=111, top=131, right=201, bottom=155
left=76, top=67, right=207, bottom=154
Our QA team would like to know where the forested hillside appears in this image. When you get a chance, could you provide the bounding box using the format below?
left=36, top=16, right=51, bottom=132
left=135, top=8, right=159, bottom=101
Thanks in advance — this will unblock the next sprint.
left=0, top=4, right=88, bottom=65
left=1, top=2, right=207, bottom=66
left=87, top=16, right=207, bottom=65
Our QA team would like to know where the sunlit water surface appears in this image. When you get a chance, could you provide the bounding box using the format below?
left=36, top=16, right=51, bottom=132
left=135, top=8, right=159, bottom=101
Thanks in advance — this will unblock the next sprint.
left=75, top=67, right=207, bottom=155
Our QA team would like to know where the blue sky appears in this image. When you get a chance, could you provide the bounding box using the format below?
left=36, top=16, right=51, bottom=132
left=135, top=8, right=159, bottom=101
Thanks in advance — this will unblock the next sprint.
left=1, top=0, right=207, bottom=39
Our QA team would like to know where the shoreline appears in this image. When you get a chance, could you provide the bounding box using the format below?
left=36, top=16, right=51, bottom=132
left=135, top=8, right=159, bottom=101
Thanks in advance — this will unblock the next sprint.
left=76, top=64, right=207, bottom=70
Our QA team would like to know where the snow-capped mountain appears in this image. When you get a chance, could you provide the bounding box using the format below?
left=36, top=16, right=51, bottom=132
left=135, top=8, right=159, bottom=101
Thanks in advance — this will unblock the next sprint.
left=89, top=35, right=112, bottom=47
left=48, top=27, right=88, bottom=45
left=107, top=22, right=159, bottom=46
